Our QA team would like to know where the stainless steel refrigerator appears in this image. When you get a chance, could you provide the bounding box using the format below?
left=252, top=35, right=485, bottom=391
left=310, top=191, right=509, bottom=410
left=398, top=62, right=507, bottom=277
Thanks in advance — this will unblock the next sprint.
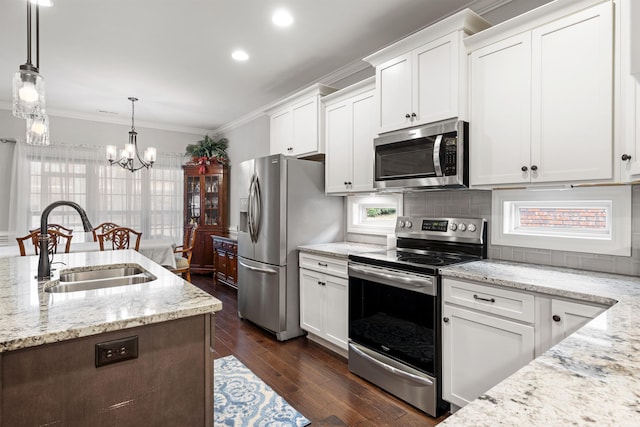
left=237, top=154, right=344, bottom=341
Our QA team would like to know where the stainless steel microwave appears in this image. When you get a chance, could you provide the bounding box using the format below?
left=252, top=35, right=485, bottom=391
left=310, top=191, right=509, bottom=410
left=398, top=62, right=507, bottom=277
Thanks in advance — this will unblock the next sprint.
left=373, top=119, right=468, bottom=190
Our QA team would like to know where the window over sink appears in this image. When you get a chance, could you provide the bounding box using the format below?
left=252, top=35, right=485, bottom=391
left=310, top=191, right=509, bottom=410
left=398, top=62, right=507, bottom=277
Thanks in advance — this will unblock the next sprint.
left=347, top=194, right=403, bottom=235
left=492, top=186, right=631, bottom=256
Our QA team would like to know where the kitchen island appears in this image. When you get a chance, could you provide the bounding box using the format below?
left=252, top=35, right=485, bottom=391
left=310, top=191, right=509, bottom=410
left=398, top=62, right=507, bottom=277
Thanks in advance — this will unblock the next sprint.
left=0, top=249, right=222, bottom=426
left=439, top=260, right=640, bottom=426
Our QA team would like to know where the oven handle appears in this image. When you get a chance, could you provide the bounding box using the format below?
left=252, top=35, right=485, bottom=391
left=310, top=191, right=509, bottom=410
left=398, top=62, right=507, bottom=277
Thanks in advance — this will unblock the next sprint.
left=349, top=343, right=434, bottom=386
left=348, top=263, right=434, bottom=289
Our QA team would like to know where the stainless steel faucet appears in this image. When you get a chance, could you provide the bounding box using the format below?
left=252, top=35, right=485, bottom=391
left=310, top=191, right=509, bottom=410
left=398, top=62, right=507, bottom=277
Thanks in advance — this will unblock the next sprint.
left=38, top=201, right=93, bottom=281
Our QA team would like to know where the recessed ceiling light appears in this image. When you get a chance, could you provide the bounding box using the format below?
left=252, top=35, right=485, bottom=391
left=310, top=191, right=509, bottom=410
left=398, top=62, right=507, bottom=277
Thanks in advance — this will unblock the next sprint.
left=272, top=9, right=293, bottom=27
left=232, top=50, right=249, bottom=61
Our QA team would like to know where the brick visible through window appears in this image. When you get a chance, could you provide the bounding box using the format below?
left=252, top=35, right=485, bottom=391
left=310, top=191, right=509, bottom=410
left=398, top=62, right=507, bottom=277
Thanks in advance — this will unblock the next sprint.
left=518, top=208, right=607, bottom=230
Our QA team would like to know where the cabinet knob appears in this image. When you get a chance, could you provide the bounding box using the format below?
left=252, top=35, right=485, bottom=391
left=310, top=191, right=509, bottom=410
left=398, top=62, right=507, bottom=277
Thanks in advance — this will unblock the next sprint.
left=347, top=181, right=352, bottom=185
left=552, top=314, right=561, bottom=322
left=411, top=112, right=417, bottom=118
left=521, top=166, right=528, bottom=172
left=622, top=154, right=632, bottom=161
left=405, top=113, right=411, bottom=119
left=317, top=281, right=326, bottom=286
left=287, top=147, right=293, bottom=151
left=443, top=317, right=449, bottom=323
left=531, top=165, right=538, bottom=171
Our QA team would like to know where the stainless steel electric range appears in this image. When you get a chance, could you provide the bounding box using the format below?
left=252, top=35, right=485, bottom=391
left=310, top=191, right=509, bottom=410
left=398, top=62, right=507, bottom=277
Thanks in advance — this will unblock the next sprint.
left=347, top=216, right=487, bottom=417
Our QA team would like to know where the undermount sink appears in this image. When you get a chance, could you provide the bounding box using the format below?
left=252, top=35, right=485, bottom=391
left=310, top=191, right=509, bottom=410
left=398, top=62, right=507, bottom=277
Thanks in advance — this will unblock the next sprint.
left=45, top=264, right=157, bottom=293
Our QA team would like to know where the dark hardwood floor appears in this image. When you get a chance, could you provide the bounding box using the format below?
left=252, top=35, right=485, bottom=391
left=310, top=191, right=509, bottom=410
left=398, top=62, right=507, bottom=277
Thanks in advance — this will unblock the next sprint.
left=191, top=274, right=448, bottom=427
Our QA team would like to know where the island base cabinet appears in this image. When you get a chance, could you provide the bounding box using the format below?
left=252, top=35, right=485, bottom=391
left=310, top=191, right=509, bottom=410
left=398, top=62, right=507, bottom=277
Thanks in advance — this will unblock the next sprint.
left=1, top=314, right=214, bottom=426
left=442, top=304, right=534, bottom=408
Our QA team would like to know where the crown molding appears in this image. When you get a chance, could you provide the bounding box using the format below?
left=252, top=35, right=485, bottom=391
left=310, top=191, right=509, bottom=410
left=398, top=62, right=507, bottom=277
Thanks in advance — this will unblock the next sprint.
left=0, top=102, right=213, bottom=136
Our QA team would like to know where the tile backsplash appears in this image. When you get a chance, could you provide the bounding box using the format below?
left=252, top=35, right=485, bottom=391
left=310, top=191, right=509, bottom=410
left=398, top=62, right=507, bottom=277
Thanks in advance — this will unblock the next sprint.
left=401, top=186, right=640, bottom=276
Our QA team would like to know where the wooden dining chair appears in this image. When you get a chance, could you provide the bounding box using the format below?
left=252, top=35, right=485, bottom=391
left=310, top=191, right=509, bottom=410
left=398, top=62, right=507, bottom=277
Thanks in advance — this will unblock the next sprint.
left=169, top=223, right=198, bottom=282
left=92, top=222, right=120, bottom=242
left=30, top=224, right=74, bottom=235
left=16, top=229, right=73, bottom=256
left=97, top=227, right=142, bottom=251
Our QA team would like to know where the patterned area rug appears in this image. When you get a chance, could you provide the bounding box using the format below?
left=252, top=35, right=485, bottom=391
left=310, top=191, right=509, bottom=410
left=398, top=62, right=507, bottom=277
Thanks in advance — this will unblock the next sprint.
left=214, top=355, right=311, bottom=427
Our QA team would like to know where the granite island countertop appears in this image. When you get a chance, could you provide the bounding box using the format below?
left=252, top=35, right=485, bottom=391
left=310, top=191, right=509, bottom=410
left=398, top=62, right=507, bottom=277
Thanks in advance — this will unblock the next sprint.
left=298, top=241, right=385, bottom=259
left=0, top=250, right=222, bottom=353
left=439, top=260, right=640, bottom=426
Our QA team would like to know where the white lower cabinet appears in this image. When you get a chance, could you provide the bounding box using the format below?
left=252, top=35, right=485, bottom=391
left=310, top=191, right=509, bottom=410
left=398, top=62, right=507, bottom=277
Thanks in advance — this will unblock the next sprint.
left=299, top=252, right=348, bottom=355
left=442, top=278, right=535, bottom=408
left=535, top=296, right=608, bottom=355
left=443, top=277, right=610, bottom=409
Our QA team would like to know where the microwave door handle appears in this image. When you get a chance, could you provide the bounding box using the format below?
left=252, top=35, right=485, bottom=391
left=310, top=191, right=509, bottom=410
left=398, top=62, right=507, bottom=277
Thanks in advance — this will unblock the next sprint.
left=433, top=134, right=443, bottom=176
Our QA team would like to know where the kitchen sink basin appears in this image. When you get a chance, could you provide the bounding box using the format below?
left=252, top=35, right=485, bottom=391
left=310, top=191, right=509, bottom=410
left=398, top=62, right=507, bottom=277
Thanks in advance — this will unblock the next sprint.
left=59, top=266, right=146, bottom=282
left=45, top=264, right=157, bottom=293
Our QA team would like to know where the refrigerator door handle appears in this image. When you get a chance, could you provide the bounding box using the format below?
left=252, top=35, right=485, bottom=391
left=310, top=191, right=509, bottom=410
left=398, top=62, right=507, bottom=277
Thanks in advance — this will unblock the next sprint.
left=253, top=176, right=262, bottom=241
left=247, top=174, right=256, bottom=242
left=239, top=260, right=277, bottom=275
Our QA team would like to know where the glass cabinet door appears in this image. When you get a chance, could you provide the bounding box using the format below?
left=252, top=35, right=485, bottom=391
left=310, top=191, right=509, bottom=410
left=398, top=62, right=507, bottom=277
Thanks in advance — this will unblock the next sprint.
left=203, top=175, right=220, bottom=225
left=186, top=176, right=201, bottom=224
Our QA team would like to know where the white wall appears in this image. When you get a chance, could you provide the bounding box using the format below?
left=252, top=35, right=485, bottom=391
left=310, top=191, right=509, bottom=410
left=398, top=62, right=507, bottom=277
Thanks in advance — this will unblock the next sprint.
left=217, top=115, right=270, bottom=232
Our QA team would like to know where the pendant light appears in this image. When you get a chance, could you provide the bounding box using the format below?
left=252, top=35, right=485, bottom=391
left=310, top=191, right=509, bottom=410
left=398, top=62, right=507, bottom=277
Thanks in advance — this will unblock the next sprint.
left=12, top=0, right=46, bottom=120
left=106, top=97, right=156, bottom=173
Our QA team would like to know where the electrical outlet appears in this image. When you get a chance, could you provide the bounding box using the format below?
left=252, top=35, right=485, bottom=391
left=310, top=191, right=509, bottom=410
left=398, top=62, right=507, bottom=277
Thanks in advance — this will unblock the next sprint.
left=95, top=336, right=138, bottom=367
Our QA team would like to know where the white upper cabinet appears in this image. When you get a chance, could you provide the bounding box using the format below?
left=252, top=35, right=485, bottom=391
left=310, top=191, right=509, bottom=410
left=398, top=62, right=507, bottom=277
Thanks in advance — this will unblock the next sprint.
left=619, top=0, right=640, bottom=181
left=324, top=78, right=376, bottom=194
left=467, top=1, right=614, bottom=187
left=469, top=34, right=532, bottom=186
left=266, top=84, right=337, bottom=158
left=365, top=9, right=490, bottom=135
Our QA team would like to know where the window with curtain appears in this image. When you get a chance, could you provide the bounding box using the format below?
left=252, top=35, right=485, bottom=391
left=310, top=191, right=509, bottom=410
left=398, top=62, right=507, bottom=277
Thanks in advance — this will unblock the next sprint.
left=9, top=141, right=183, bottom=243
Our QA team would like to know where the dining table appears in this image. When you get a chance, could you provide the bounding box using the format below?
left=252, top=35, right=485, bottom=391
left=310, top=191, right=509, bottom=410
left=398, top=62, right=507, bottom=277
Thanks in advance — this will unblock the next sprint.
left=0, top=238, right=178, bottom=269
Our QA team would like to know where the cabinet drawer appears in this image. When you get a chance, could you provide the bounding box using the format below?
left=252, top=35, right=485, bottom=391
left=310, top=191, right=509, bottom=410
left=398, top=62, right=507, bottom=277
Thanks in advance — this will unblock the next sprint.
left=299, top=252, right=348, bottom=278
left=443, top=278, right=535, bottom=323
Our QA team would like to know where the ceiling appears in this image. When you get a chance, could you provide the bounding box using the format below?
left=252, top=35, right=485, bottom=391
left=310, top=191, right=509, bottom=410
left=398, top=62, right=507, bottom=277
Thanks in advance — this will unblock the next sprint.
left=1, top=0, right=529, bottom=134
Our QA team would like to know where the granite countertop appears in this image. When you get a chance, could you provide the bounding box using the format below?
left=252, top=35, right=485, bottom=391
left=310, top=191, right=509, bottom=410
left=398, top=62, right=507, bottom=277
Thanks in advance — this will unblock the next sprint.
left=439, top=260, right=640, bottom=426
left=298, top=241, right=385, bottom=259
left=0, top=250, right=222, bottom=353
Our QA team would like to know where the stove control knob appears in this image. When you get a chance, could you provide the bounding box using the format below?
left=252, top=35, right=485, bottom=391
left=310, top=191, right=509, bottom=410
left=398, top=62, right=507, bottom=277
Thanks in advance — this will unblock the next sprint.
left=468, top=223, right=477, bottom=232
left=398, top=220, right=405, bottom=228
left=405, top=221, right=412, bottom=228
left=459, top=223, right=467, bottom=232
left=449, top=223, right=457, bottom=231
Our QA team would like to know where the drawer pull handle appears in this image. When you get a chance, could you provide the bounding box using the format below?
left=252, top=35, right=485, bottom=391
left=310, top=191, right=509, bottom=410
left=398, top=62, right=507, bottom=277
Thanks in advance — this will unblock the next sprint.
left=473, top=294, right=495, bottom=303
left=318, top=262, right=328, bottom=267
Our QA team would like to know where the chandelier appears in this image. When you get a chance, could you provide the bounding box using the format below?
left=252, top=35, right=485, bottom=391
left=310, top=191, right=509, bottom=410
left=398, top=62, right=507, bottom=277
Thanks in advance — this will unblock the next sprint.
left=12, top=0, right=50, bottom=145
left=106, top=97, right=156, bottom=172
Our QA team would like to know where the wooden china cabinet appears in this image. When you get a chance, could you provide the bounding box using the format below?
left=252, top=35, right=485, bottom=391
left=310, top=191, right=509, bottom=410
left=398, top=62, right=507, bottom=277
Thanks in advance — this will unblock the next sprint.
left=183, top=163, right=229, bottom=273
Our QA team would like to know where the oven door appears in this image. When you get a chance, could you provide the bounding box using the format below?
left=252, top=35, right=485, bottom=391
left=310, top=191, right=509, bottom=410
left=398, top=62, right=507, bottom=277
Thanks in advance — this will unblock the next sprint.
left=348, top=262, right=441, bottom=415
left=348, top=262, right=438, bottom=375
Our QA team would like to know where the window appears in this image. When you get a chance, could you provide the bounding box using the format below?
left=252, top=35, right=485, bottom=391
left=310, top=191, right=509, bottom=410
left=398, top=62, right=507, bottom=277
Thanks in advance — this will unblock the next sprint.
left=347, top=194, right=403, bottom=235
left=492, top=186, right=631, bottom=256
left=11, top=142, right=183, bottom=243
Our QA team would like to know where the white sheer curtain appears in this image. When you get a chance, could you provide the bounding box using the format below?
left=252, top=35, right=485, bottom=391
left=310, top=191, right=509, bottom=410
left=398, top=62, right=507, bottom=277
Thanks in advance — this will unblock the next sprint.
left=9, top=141, right=184, bottom=243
